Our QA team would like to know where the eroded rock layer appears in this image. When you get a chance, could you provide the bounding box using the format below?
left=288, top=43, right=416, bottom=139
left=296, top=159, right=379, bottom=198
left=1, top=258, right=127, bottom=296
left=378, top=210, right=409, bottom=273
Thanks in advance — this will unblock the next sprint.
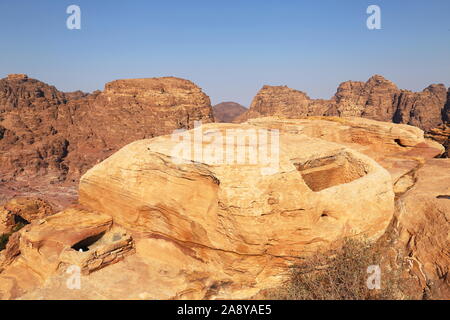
left=395, top=159, right=450, bottom=298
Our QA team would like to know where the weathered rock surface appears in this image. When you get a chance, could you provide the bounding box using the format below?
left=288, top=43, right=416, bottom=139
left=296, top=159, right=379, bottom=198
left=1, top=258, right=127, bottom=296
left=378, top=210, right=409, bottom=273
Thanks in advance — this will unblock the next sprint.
left=0, top=117, right=402, bottom=299
left=73, top=120, right=396, bottom=298
left=234, top=86, right=334, bottom=122
left=0, top=74, right=70, bottom=183
left=213, top=102, right=247, bottom=123
left=79, top=122, right=395, bottom=250
left=0, top=116, right=447, bottom=300
left=245, top=118, right=449, bottom=298
left=0, top=197, right=54, bottom=234
left=245, top=117, right=443, bottom=187
left=0, top=180, right=77, bottom=212
left=237, top=75, right=449, bottom=132
left=0, top=207, right=117, bottom=299
left=393, top=159, right=449, bottom=299
left=427, top=124, right=450, bottom=158
left=0, top=74, right=214, bottom=206
left=393, top=84, right=448, bottom=131
left=444, top=88, right=450, bottom=122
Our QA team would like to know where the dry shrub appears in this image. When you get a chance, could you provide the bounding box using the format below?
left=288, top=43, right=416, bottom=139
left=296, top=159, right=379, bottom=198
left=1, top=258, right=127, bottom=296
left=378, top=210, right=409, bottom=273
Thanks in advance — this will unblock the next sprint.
left=273, top=238, right=410, bottom=300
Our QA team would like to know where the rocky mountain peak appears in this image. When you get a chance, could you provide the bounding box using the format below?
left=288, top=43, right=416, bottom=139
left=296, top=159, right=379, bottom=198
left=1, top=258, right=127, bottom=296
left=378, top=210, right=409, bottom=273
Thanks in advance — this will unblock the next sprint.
left=212, top=102, right=247, bottom=123
left=7, top=74, right=28, bottom=81
left=238, top=75, right=449, bottom=131
left=0, top=74, right=214, bottom=199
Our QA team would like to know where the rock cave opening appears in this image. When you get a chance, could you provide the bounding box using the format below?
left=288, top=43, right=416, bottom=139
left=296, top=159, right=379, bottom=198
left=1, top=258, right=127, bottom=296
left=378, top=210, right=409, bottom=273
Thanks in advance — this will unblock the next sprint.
left=295, top=153, right=367, bottom=192
left=394, top=139, right=408, bottom=147
left=13, top=214, right=30, bottom=226
left=71, top=232, right=105, bottom=252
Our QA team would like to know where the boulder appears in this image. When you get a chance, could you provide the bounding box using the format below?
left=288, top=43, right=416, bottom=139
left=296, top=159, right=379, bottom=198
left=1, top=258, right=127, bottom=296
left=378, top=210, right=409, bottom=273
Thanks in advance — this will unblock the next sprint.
left=72, top=120, right=395, bottom=298
left=80, top=122, right=395, bottom=251
left=245, top=117, right=444, bottom=187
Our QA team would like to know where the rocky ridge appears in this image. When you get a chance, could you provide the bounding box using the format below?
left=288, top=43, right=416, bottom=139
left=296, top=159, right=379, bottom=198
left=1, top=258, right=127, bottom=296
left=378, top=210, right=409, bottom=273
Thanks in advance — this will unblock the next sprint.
left=0, top=74, right=214, bottom=206
left=236, top=75, right=450, bottom=133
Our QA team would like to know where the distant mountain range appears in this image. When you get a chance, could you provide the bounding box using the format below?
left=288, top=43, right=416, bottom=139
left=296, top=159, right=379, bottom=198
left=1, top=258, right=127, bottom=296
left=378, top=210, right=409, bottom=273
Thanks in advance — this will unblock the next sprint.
left=236, top=75, right=450, bottom=132
left=212, top=102, right=247, bottom=123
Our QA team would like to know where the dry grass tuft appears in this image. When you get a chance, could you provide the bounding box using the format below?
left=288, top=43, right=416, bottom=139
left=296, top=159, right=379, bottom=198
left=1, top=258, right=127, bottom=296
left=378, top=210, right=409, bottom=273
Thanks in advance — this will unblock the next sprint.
left=272, top=238, right=411, bottom=300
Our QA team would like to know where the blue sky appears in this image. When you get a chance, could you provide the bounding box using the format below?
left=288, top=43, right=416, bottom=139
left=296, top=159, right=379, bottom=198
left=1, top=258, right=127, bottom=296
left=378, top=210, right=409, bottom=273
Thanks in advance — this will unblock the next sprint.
left=1, top=0, right=449, bottom=106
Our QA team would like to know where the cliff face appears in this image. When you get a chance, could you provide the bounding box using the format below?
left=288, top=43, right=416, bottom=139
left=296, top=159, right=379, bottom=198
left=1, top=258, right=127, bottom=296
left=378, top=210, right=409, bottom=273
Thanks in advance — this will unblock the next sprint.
left=393, top=84, right=448, bottom=131
left=0, top=75, right=214, bottom=185
left=0, top=74, right=71, bottom=183
left=234, top=85, right=334, bottom=122
left=60, top=77, right=214, bottom=180
left=237, top=75, right=449, bottom=132
left=445, top=88, right=450, bottom=122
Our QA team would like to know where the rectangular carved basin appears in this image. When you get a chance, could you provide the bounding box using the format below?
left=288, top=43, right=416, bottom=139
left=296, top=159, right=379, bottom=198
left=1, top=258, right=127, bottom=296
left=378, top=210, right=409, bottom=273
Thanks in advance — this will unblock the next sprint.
left=295, top=153, right=367, bottom=192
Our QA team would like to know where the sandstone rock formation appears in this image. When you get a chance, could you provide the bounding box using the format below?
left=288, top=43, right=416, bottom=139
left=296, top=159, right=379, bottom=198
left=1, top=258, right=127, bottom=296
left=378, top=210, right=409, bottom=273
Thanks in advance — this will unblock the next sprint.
left=0, top=73, right=448, bottom=299
left=234, top=86, right=334, bottom=122
left=0, top=197, right=54, bottom=234
left=244, top=117, right=449, bottom=299
left=0, top=207, right=136, bottom=299
left=0, top=74, right=70, bottom=183
left=426, top=125, right=450, bottom=158
left=1, top=116, right=447, bottom=300
left=237, top=75, right=450, bottom=133
left=78, top=122, right=396, bottom=256
left=246, top=117, right=443, bottom=188
left=0, top=74, right=214, bottom=206
left=444, top=88, right=450, bottom=122
left=395, top=159, right=449, bottom=299
left=4, top=117, right=429, bottom=299
left=212, top=102, right=247, bottom=123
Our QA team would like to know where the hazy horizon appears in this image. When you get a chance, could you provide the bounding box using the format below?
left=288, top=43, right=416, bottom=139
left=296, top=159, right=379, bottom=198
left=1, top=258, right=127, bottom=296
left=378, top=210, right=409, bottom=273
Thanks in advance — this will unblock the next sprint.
left=1, top=0, right=449, bottom=106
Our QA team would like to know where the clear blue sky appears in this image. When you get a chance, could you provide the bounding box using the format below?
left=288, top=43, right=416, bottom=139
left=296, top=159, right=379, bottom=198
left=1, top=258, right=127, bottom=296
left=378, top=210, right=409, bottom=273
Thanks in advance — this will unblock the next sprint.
left=1, top=0, right=449, bottom=106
